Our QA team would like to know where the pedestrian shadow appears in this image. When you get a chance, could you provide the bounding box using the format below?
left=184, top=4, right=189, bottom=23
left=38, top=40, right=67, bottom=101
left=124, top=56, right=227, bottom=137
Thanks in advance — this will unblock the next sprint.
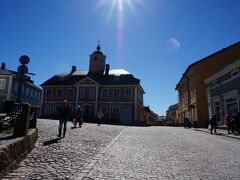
left=43, top=137, right=63, bottom=146
left=0, top=135, right=15, bottom=140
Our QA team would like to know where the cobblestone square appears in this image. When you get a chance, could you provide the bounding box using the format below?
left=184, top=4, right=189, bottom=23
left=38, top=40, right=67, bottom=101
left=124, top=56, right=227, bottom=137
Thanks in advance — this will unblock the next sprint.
left=2, top=119, right=240, bottom=180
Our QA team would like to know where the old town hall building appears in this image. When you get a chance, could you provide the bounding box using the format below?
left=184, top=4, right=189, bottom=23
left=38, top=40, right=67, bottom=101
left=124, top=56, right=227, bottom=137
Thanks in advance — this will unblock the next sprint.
left=41, top=44, right=145, bottom=125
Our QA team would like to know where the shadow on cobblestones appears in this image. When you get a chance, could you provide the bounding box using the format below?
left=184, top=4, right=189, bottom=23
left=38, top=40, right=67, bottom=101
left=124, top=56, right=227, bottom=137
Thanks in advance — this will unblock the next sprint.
left=43, top=137, right=63, bottom=146
left=2, top=119, right=126, bottom=180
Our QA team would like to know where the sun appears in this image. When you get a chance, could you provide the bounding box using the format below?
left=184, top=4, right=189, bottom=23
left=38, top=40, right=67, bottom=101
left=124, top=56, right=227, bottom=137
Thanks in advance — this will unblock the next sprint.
left=97, top=0, right=144, bottom=65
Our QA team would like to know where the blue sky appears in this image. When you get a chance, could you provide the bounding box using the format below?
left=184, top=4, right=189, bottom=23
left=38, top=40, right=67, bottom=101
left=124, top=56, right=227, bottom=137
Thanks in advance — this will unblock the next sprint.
left=1, top=0, right=240, bottom=115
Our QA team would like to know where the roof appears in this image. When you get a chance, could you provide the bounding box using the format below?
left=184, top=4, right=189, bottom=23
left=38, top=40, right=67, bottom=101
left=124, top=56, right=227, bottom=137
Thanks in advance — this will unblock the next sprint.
left=40, top=69, right=140, bottom=86
left=204, top=58, right=240, bottom=84
left=176, top=41, right=240, bottom=89
left=0, top=68, right=14, bottom=75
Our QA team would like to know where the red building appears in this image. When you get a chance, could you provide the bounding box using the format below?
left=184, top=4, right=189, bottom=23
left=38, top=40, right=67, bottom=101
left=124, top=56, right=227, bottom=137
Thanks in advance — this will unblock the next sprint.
left=41, top=44, right=145, bottom=125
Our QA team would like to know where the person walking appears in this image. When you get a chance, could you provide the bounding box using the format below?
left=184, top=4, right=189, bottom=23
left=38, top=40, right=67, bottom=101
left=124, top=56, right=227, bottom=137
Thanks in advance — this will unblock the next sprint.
left=209, top=114, right=217, bottom=135
left=225, top=113, right=232, bottom=134
left=234, top=112, right=240, bottom=134
left=97, top=108, right=103, bottom=126
left=58, top=100, right=70, bottom=137
left=72, top=105, right=83, bottom=128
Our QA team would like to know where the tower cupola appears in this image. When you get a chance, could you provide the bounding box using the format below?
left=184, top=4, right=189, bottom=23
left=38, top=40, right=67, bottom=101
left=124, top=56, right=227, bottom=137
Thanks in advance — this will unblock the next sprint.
left=89, top=42, right=106, bottom=74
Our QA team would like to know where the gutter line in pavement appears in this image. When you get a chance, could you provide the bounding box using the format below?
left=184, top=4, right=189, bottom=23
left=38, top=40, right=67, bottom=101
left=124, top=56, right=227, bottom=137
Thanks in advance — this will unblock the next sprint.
left=74, top=127, right=127, bottom=180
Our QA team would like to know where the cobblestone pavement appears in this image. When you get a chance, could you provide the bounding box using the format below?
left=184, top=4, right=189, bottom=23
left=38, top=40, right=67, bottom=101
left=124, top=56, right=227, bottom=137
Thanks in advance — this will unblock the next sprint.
left=2, top=119, right=126, bottom=180
left=3, top=121, right=240, bottom=180
left=75, top=127, right=240, bottom=180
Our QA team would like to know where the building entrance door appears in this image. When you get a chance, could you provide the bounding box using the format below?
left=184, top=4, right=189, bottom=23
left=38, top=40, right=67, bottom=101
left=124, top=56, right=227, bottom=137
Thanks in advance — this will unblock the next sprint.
left=121, top=105, right=132, bottom=124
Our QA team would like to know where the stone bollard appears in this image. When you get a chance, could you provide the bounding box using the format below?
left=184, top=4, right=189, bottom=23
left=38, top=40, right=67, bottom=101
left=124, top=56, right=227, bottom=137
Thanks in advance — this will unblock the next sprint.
left=13, top=103, right=30, bottom=137
left=29, top=107, right=37, bottom=129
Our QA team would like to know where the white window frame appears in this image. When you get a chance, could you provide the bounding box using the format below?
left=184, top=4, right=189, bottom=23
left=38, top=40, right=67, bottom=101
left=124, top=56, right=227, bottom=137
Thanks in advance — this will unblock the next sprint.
left=67, top=88, right=74, bottom=98
left=89, top=88, right=95, bottom=98
left=56, top=88, right=63, bottom=98
left=14, top=81, right=18, bottom=92
left=45, top=88, right=52, bottom=98
left=101, top=88, right=109, bottom=98
left=0, top=79, right=6, bottom=89
left=125, top=88, right=132, bottom=98
left=231, top=69, right=239, bottom=78
left=79, top=88, right=85, bottom=98
left=113, top=88, right=120, bottom=99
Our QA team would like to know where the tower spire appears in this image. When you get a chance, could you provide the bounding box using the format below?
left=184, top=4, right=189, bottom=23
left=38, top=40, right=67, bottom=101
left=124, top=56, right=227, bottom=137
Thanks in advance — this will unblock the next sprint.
left=97, top=40, right=101, bottom=51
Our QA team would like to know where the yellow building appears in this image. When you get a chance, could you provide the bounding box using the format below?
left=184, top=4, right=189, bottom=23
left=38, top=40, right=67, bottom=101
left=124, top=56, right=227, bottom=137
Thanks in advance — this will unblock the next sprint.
left=176, top=41, right=240, bottom=127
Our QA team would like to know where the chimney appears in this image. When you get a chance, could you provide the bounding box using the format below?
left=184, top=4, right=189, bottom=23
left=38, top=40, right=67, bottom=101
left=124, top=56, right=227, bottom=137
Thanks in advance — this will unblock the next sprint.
left=1, top=62, right=6, bottom=70
left=105, top=64, right=110, bottom=76
left=71, top=66, right=77, bottom=74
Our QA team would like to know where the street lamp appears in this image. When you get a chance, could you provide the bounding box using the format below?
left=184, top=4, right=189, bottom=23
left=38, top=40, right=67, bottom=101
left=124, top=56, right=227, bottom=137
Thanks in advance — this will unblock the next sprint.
left=16, top=55, right=30, bottom=103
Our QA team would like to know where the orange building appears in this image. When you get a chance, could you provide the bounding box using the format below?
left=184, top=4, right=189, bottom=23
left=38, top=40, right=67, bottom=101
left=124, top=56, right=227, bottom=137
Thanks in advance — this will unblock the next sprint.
left=176, top=41, right=240, bottom=127
left=41, top=44, right=145, bottom=125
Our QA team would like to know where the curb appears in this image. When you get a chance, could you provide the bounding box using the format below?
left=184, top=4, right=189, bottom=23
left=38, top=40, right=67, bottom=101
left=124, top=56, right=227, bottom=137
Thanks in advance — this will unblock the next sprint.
left=192, top=128, right=240, bottom=140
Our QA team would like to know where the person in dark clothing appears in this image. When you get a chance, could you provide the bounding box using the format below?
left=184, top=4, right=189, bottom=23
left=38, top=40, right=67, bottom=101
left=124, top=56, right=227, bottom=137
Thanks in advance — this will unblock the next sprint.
left=225, top=113, right=232, bottom=134
left=72, top=105, right=83, bottom=128
left=97, top=108, right=103, bottom=126
left=58, top=100, right=70, bottom=137
left=234, top=112, right=240, bottom=133
left=209, top=114, right=217, bottom=135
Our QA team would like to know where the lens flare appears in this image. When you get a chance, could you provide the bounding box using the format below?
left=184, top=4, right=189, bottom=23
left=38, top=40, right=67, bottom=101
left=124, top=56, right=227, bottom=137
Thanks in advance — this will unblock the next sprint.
left=97, top=0, right=144, bottom=66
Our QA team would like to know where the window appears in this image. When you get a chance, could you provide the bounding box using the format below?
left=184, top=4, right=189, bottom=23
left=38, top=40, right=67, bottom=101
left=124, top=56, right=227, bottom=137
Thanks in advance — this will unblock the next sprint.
left=112, top=104, right=120, bottom=113
left=13, top=82, right=18, bottom=92
left=0, top=79, right=6, bottom=89
left=56, top=89, right=63, bottom=98
left=137, top=90, right=143, bottom=102
left=67, top=88, right=74, bottom=98
left=100, top=105, right=108, bottom=113
left=43, top=104, right=52, bottom=116
left=45, top=89, right=52, bottom=98
left=89, top=88, right=94, bottom=98
left=38, top=92, right=41, bottom=100
left=79, top=88, right=85, bottom=98
left=231, top=69, right=239, bottom=78
left=31, top=89, right=34, bottom=97
left=101, top=88, right=109, bottom=98
left=54, top=104, right=62, bottom=112
left=35, top=90, right=38, bottom=99
left=113, top=88, right=120, bottom=99
left=125, top=88, right=132, bottom=98
left=26, top=86, right=30, bottom=97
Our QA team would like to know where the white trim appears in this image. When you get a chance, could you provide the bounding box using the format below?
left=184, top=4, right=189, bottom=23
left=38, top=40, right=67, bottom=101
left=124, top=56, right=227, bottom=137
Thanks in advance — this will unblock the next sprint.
left=100, top=84, right=136, bottom=88
left=101, top=88, right=109, bottom=98
left=95, top=85, right=99, bottom=117
left=0, top=79, right=6, bottom=89
left=113, top=88, right=120, bottom=99
left=124, top=87, right=133, bottom=98
left=134, top=87, right=137, bottom=121
left=79, top=87, right=85, bottom=98
left=74, top=84, right=97, bottom=87
left=74, top=76, right=99, bottom=85
left=67, top=88, right=74, bottom=98
left=7, top=76, right=13, bottom=100
left=222, top=89, right=238, bottom=97
left=204, top=58, right=240, bottom=83
left=88, top=87, right=95, bottom=98
left=45, top=88, right=53, bottom=98
left=56, top=88, right=63, bottom=98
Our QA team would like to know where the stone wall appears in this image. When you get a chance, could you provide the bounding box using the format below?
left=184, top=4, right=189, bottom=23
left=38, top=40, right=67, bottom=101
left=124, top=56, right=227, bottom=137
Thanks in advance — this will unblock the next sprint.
left=0, top=128, right=38, bottom=178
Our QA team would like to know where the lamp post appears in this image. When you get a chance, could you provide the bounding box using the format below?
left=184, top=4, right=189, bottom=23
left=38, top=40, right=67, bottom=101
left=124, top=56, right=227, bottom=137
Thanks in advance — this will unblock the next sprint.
left=16, top=55, right=30, bottom=103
